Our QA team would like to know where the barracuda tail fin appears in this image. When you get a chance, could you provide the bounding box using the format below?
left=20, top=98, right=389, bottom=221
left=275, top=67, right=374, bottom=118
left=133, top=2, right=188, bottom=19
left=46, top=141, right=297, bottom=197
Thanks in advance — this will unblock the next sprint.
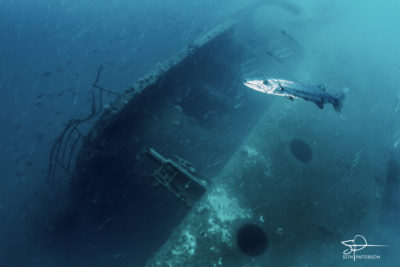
left=333, top=88, right=349, bottom=112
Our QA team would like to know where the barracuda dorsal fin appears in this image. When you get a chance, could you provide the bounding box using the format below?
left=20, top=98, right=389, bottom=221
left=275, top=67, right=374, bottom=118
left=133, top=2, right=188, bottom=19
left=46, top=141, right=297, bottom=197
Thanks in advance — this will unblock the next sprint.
left=315, top=102, right=324, bottom=109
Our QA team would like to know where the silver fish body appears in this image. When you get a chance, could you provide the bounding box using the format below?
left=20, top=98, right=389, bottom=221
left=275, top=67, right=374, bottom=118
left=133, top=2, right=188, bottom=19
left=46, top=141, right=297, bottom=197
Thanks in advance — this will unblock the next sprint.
left=244, top=78, right=345, bottom=112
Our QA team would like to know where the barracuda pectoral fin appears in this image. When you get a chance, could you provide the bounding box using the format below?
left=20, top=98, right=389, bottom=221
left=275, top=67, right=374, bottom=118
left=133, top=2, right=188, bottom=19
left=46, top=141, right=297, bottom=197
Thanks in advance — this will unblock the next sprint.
left=315, top=101, right=324, bottom=109
left=286, top=96, right=294, bottom=101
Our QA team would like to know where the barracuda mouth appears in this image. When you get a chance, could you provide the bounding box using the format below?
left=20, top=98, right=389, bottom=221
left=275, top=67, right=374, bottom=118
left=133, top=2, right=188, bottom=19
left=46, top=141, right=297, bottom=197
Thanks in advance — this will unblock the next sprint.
left=243, top=80, right=265, bottom=93
left=244, top=79, right=276, bottom=94
left=243, top=80, right=261, bottom=87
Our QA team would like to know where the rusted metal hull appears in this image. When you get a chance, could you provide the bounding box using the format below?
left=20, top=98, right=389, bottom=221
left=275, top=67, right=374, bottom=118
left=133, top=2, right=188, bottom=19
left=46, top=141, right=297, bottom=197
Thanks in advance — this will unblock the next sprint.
left=145, top=88, right=387, bottom=267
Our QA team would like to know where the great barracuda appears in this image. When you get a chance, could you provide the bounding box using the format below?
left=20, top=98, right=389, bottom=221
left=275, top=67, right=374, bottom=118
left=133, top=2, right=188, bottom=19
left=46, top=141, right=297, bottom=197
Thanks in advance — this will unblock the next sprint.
left=244, top=78, right=346, bottom=112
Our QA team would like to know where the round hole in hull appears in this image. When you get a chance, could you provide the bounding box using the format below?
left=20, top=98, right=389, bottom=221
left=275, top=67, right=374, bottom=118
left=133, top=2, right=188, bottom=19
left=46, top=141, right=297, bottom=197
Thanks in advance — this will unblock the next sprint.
left=289, top=138, right=312, bottom=162
left=236, top=224, right=268, bottom=256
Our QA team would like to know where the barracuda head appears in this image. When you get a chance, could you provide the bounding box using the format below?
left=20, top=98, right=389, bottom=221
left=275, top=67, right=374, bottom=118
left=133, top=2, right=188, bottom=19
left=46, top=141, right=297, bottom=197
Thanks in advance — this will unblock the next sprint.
left=243, top=79, right=281, bottom=95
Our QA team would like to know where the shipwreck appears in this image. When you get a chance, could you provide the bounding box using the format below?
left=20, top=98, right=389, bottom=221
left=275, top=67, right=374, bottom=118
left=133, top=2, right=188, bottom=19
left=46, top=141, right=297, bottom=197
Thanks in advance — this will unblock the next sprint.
left=42, top=1, right=395, bottom=266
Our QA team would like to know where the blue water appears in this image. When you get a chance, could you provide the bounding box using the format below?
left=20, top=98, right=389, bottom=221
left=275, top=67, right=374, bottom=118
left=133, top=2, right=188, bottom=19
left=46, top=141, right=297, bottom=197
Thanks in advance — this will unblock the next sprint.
left=1, top=0, right=400, bottom=266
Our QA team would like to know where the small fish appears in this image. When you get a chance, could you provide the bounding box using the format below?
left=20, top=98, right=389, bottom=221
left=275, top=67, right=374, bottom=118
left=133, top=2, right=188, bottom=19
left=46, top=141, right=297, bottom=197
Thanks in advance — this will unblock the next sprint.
left=267, top=51, right=283, bottom=64
left=244, top=78, right=346, bottom=112
left=35, top=133, right=45, bottom=143
left=42, top=72, right=52, bottom=76
left=35, top=102, right=43, bottom=108
left=14, top=154, right=28, bottom=164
